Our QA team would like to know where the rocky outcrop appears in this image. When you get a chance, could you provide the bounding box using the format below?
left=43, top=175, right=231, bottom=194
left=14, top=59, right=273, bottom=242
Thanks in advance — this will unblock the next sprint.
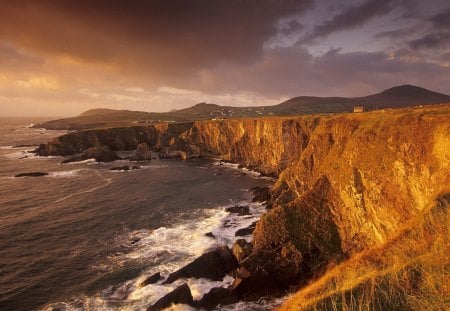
left=163, top=245, right=238, bottom=284
left=148, top=283, right=193, bottom=311
left=61, top=145, right=119, bottom=163
left=196, top=287, right=238, bottom=310
left=130, top=143, right=152, bottom=161
left=140, top=272, right=162, bottom=287
left=37, top=104, right=450, bottom=308
left=225, top=205, right=250, bottom=215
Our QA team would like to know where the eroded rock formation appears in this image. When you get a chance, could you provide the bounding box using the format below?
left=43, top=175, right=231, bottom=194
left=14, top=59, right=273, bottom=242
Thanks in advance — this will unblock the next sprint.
left=36, top=104, right=450, bottom=308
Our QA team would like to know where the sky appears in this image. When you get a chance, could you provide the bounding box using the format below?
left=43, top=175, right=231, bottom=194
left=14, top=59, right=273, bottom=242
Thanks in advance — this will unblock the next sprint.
left=0, top=0, right=449, bottom=116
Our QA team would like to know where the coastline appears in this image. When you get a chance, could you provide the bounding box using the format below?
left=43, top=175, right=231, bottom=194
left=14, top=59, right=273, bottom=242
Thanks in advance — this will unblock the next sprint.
left=30, top=104, right=450, bottom=310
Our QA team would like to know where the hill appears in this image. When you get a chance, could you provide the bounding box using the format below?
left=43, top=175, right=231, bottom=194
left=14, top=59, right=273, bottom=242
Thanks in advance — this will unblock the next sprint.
left=35, top=84, right=450, bottom=130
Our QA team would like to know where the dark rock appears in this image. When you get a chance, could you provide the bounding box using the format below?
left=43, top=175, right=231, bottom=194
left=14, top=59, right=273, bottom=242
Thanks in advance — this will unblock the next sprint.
left=232, top=239, right=253, bottom=263
left=163, top=246, right=238, bottom=284
left=159, top=150, right=187, bottom=160
left=229, top=250, right=284, bottom=300
left=148, top=283, right=193, bottom=311
left=110, top=165, right=130, bottom=171
left=196, top=287, right=238, bottom=310
left=131, top=238, right=140, bottom=245
left=33, top=143, right=49, bottom=156
left=130, top=143, right=152, bottom=161
left=235, top=222, right=257, bottom=237
left=15, top=172, right=48, bottom=177
left=205, top=232, right=215, bottom=238
left=62, top=145, right=119, bottom=163
left=131, top=166, right=140, bottom=170
left=140, top=272, right=162, bottom=287
left=225, top=205, right=250, bottom=216
left=251, top=186, right=271, bottom=203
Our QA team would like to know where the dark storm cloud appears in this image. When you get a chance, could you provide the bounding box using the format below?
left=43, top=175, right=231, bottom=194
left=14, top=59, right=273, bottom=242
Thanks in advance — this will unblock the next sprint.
left=375, top=27, right=416, bottom=39
left=429, top=7, right=450, bottom=29
left=300, top=0, right=394, bottom=43
left=190, top=45, right=449, bottom=97
left=409, top=32, right=450, bottom=50
left=0, top=0, right=314, bottom=76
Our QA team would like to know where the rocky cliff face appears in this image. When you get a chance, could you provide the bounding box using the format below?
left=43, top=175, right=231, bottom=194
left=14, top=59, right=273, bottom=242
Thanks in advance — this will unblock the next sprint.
left=37, top=105, right=450, bottom=306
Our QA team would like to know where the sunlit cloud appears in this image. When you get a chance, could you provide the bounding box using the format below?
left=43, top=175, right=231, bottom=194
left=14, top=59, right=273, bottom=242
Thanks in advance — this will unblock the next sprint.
left=15, top=76, right=61, bottom=90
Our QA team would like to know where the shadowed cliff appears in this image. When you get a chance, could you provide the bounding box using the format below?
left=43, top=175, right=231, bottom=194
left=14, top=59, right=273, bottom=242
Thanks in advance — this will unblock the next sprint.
left=36, top=104, right=450, bottom=309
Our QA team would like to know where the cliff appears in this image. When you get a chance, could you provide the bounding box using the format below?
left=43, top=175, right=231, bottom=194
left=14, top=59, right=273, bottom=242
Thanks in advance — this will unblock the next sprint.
left=37, top=104, right=450, bottom=309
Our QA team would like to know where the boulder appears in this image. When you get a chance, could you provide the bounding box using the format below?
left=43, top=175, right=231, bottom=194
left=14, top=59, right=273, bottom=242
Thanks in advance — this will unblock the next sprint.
left=147, top=283, right=193, bottom=311
left=130, top=143, right=152, bottom=161
left=159, top=150, right=187, bottom=160
left=15, top=172, right=48, bottom=177
left=163, top=245, right=238, bottom=284
left=140, top=272, right=162, bottom=287
left=225, top=205, right=250, bottom=216
left=232, top=239, right=253, bottom=263
left=205, top=232, right=215, bottom=238
left=235, top=222, right=257, bottom=237
left=196, top=287, right=238, bottom=310
left=229, top=251, right=284, bottom=300
left=62, top=145, right=119, bottom=163
left=251, top=186, right=271, bottom=203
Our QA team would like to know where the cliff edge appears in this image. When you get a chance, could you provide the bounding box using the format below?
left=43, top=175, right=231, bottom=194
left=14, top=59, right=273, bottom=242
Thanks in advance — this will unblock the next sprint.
left=36, top=104, right=450, bottom=309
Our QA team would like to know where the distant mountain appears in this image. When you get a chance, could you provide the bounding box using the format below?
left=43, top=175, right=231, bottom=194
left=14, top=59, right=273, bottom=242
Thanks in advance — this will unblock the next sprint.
left=274, top=85, right=450, bottom=114
left=35, top=85, right=450, bottom=130
left=173, top=102, right=222, bottom=115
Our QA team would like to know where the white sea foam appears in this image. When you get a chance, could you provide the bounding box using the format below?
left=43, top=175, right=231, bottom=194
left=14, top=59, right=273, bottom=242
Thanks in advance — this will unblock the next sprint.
left=63, top=158, right=97, bottom=165
left=213, top=160, right=276, bottom=181
left=48, top=169, right=82, bottom=178
left=45, top=198, right=273, bottom=310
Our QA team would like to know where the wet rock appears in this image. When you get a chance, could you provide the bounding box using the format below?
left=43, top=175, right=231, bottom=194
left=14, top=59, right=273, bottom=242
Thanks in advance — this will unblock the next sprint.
left=225, top=205, right=250, bottom=216
left=33, top=143, right=49, bottom=156
left=163, top=245, right=238, bottom=284
left=235, top=222, right=257, bottom=237
left=15, top=172, right=48, bottom=177
left=62, top=145, right=119, bottom=163
left=140, top=272, right=162, bottom=287
left=147, top=283, right=193, bottom=311
left=232, top=239, right=253, bottom=263
left=130, top=143, right=152, bottom=161
left=229, top=251, right=284, bottom=300
left=159, top=150, right=187, bottom=160
left=205, top=232, right=215, bottom=238
left=250, top=186, right=271, bottom=203
left=131, top=237, right=140, bottom=245
left=196, top=287, right=238, bottom=310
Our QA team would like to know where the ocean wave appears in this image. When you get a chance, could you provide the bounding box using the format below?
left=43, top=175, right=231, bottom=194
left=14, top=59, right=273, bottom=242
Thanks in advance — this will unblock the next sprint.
left=44, top=200, right=272, bottom=310
left=53, top=170, right=112, bottom=204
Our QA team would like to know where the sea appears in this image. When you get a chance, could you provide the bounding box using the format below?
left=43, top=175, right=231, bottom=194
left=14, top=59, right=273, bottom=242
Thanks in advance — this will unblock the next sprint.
left=0, top=117, right=279, bottom=311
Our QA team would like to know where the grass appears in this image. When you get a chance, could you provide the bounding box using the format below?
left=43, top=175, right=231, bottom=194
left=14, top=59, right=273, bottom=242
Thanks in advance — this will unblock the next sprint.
left=278, top=193, right=449, bottom=311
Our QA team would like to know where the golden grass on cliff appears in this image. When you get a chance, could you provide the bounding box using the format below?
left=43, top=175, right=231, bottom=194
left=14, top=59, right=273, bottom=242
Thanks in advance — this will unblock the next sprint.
left=278, top=194, right=450, bottom=311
